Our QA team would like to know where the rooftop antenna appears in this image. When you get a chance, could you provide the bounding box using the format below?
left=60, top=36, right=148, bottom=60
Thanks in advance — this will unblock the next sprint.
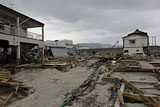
left=8, top=3, right=16, bottom=9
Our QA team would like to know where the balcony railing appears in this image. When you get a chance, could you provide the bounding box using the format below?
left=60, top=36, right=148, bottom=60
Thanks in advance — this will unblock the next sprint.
left=27, top=32, right=42, bottom=40
left=0, top=24, right=43, bottom=40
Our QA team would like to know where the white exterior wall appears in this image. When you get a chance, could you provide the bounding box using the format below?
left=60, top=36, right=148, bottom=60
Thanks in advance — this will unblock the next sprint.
left=0, top=33, right=44, bottom=47
left=124, top=34, right=148, bottom=47
left=123, top=47, right=144, bottom=55
left=0, top=16, right=27, bottom=37
left=123, top=34, right=148, bottom=55
left=53, top=40, right=73, bottom=48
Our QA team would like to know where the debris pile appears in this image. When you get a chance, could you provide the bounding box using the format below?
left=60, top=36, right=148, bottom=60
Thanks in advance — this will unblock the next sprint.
left=0, top=71, right=28, bottom=107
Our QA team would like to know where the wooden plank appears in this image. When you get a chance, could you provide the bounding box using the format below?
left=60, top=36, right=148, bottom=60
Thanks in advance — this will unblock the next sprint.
left=117, top=90, right=124, bottom=105
left=102, top=77, right=119, bottom=81
left=2, top=91, right=15, bottom=107
left=121, top=78, right=160, bottom=107
left=154, top=83, right=160, bottom=88
left=103, top=64, right=119, bottom=79
left=123, top=93, right=160, bottom=100
left=0, top=81, right=28, bottom=89
left=121, top=78, right=143, bottom=94
left=123, top=92, right=144, bottom=102
left=114, top=83, right=125, bottom=107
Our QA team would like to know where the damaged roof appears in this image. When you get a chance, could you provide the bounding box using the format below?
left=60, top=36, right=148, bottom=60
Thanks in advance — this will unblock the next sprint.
left=123, top=29, right=149, bottom=39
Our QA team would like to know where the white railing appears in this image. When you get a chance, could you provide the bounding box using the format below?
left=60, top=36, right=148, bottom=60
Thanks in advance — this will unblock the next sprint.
left=27, top=32, right=42, bottom=40
left=0, top=24, right=43, bottom=40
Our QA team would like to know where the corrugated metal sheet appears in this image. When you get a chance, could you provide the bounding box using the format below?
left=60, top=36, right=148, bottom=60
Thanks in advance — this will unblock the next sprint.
left=51, top=47, right=68, bottom=57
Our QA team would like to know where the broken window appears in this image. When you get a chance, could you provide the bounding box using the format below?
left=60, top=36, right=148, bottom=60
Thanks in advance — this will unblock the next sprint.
left=136, top=53, right=143, bottom=55
left=5, top=22, right=10, bottom=26
left=129, top=40, right=135, bottom=44
left=124, top=50, right=129, bottom=53
left=22, top=26, right=27, bottom=32
left=0, top=20, right=4, bottom=30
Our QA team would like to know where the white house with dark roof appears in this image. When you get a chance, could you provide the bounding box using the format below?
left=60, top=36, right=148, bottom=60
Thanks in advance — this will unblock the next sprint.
left=0, top=4, right=44, bottom=62
left=122, top=29, right=149, bottom=56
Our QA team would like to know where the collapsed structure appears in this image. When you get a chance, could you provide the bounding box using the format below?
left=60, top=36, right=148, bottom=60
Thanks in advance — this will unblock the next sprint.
left=0, top=4, right=44, bottom=64
left=0, top=4, right=160, bottom=107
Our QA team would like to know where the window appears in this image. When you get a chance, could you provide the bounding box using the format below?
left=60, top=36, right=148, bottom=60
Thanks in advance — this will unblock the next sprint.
left=5, top=22, right=10, bottom=26
left=129, top=40, right=135, bottom=44
left=66, top=43, right=69, bottom=46
left=136, top=53, right=143, bottom=55
left=0, top=20, right=4, bottom=30
left=136, top=50, right=139, bottom=52
left=124, top=50, right=129, bottom=53
left=22, top=26, right=27, bottom=32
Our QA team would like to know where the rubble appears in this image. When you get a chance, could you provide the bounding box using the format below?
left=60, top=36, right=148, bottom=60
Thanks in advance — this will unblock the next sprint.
left=0, top=49, right=160, bottom=107
left=0, top=71, right=29, bottom=107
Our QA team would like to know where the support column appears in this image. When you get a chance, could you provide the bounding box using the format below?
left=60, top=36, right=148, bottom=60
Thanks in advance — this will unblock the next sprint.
left=42, top=26, right=44, bottom=61
left=17, top=17, right=20, bottom=36
left=42, top=26, right=44, bottom=41
left=42, top=47, right=44, bottom=61
left=16, top=44, right=20, bottom=64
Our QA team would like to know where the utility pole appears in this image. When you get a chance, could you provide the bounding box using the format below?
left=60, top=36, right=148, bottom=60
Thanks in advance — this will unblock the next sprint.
left=155, top=36, right=156, bottom=46
left=155, top=36, right=157, bottom=54
left=152, top=37, right=153, bottom=46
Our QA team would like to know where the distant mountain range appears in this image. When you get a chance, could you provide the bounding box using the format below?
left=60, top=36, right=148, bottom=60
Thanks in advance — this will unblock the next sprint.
left=45, top=40, right=54, bottom=46
left=74, top=43, right=113, bottom=49
left=45, top=40, right=122, bottom=49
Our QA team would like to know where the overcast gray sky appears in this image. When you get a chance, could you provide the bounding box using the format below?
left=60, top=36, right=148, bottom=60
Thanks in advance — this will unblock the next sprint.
left=1, top=0, right=160, bottom=44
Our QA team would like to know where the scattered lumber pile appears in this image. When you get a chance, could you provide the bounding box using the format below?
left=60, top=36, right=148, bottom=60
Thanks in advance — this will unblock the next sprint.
left=121, top=78, right=160, bottom=107
left=0, top=71, right=28, bottom=107
left=16, top=62, right=71, bottom=72
left=103, top=76, right=160, bottom=107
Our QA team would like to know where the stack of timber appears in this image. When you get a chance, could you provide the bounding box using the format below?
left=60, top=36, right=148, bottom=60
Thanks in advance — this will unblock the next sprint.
left=0, top=71, right=28, bottom=107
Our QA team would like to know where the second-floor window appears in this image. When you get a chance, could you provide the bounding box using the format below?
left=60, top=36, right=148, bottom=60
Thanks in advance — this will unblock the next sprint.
left=129, top=40, right=135, bottom=44
left=0, top=20, right=4, bottom=30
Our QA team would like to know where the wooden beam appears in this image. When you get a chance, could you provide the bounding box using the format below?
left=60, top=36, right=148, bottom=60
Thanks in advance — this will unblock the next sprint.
left=121, top=78, right=143, bottom=94
left=154, top=83, right=160, bottom=89
left=123, top=92, right=144, bottom=102
left=114, top=83, right=125, bottom=107
left=0, top=81, right=28, bottom=89
left=102, top=77, right=119, bottom=81
left=121, top=78, right=160, bottom=107
left=2, top=91, right=15, bottom=107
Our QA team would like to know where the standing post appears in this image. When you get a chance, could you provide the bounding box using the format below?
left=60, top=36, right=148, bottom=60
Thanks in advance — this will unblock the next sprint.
left=42, top=26, right=44, bottom=41
left=42, top=26, right=44, bottom=61
left=17, top=17, right=20, bottom=36
left=152, top=37, right=153, bottom=46
left=155, top=36, right=157, bottom=54
left=16, top=17, right=20, bottom=64
left=16, top=43, right=20, bottom=63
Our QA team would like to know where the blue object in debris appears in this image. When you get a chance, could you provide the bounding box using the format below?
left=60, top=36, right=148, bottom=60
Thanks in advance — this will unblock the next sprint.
left=67, top=48, right=77, bottom=56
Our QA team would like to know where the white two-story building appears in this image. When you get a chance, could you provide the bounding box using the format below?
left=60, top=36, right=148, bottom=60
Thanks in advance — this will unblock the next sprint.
left=0, top=4, right=44, bottom=62
left=122, top=29, right=149, bottom=56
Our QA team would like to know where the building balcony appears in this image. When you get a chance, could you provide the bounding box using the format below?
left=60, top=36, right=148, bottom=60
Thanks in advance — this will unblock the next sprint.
left=27, top=32, right=42, bottom=40
left=0, top=24, right=43, bottom=41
